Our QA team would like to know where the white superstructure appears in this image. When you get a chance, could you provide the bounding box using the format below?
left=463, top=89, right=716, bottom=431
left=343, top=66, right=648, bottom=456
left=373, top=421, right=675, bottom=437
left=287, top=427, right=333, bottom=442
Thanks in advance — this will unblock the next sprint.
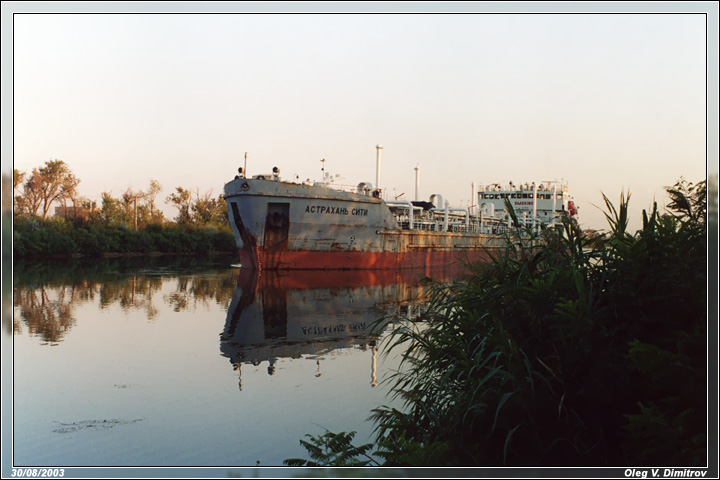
left=476, top=180, right=578, bottom=229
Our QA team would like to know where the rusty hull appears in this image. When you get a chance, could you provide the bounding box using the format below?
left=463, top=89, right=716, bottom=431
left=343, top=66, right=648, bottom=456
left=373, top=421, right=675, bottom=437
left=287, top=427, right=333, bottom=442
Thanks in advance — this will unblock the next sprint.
left=224, top=177, right=502, bottom=270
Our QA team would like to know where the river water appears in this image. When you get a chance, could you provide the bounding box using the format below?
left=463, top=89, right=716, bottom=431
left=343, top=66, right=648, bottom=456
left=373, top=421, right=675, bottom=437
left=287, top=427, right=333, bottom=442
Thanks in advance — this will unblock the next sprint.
left=8, top=256, right=462, bottom=469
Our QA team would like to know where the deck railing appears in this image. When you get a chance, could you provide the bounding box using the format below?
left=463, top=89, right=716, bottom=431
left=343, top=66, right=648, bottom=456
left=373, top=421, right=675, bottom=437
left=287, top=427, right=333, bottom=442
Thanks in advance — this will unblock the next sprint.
left=390, top=208, right=560, bottom=236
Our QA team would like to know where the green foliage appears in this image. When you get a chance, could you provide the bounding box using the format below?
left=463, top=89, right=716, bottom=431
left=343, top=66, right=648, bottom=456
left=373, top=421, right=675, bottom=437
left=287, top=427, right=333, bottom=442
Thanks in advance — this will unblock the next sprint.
left=13, top=217, right=76, bottom=256
left=71, top=226, right=119, bottom=255
left=100, top=181, right=165, bottom=229
left=14, top=160, right=229, bottom=248
left=284, top=431, right=378, bottom=467
left=287, top=178, right=707, bottom=467
left=167, top=187, right=192, bottom=224
left=101, top=191, right=130, bottom=225
left=191, top=193, right=229, bottom=228
left=611, top=179, right=707, bottom=466
left=167, top=187, right=229, bottom=228
left=374, top=431, right=454, bottom=467
left=13, top=217, right=235, bottom=258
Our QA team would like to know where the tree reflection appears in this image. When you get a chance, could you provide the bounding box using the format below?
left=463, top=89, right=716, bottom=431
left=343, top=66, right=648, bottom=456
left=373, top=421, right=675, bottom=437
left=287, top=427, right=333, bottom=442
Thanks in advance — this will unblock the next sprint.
left=13, top=256, right=240, bottom=344
left=164, top=273, right=237, bottom=312
left=99, top=275, right=162, bottom=320
left=14, top=287, right=77, bottom=344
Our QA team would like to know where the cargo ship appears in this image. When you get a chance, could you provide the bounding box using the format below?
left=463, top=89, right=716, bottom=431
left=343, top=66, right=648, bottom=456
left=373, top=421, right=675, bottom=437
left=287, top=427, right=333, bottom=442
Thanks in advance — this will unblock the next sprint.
left=223, top=146, right=578, bottom=270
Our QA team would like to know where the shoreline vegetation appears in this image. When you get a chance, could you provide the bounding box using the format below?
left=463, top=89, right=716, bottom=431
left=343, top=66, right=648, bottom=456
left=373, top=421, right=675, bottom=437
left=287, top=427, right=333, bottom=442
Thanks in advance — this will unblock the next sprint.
left=12, top=217, right=236, bottom=259
left=285, top=178, right=709, bottom=468
left=7, top=159, right=236, bottom=259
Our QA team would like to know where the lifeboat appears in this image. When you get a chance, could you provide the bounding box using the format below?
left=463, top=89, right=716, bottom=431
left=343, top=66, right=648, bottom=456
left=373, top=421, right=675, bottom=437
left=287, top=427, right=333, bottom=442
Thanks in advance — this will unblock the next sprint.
left=568, top=200, right=578, bottom=216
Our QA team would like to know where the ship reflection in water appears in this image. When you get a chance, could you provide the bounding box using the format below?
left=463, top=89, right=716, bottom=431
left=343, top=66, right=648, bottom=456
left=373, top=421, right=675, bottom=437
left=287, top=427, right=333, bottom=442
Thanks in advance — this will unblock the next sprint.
left=220, top=265, right=465, bottom=390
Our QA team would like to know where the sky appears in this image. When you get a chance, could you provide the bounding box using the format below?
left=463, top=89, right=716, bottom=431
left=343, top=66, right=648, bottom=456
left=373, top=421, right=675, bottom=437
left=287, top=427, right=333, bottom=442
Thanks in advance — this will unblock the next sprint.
left=4, top=3, right=716, bottom=231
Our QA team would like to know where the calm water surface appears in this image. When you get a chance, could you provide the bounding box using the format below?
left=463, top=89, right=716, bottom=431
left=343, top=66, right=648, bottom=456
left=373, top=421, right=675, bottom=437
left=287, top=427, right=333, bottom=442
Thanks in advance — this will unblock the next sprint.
left=10, top=256, right=458, bottom=467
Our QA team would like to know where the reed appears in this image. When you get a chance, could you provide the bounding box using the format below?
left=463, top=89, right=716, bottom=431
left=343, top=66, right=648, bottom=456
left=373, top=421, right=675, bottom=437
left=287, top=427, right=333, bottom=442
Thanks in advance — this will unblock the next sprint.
left=285, top=179, right=707, bottom=467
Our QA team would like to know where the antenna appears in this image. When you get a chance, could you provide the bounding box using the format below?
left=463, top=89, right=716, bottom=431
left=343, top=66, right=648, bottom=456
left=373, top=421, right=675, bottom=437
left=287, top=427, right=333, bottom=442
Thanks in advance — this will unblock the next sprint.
left=244, top=152, right=248, bottom=177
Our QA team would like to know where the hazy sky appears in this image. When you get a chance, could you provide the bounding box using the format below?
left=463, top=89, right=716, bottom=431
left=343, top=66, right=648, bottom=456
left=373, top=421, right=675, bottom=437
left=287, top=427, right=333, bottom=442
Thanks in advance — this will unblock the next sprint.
left=6, top=5, right=714, bottom=230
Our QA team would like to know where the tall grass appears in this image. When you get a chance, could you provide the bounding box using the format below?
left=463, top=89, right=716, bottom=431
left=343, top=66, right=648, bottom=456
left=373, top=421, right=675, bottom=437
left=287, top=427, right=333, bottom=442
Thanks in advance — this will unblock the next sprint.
left=286, top=179, right=707, bottom=467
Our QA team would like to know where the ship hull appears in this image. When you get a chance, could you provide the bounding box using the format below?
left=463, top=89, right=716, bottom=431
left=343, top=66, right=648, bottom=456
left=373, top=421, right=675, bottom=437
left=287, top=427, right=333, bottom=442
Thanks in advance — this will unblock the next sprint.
left=247, top=242, right=495, bottom=270
left=224, top=177, right=503, bottom=270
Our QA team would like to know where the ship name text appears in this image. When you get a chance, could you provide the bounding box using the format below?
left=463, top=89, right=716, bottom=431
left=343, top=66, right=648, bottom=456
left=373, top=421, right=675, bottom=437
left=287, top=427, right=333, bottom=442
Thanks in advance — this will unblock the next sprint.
left=305, top=205, right=369, bottom=217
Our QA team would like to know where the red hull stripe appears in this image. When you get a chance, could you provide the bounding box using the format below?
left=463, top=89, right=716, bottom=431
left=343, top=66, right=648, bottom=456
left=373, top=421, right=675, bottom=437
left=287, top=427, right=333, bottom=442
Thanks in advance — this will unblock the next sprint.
left=239, top=247, right=495, bottom=270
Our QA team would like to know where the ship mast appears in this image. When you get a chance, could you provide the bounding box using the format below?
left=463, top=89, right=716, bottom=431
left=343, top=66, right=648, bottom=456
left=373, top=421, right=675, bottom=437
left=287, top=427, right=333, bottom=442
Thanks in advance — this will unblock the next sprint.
left=376, top=145, right=383, bottom=194
left=414, top=164, right=420, bottom=201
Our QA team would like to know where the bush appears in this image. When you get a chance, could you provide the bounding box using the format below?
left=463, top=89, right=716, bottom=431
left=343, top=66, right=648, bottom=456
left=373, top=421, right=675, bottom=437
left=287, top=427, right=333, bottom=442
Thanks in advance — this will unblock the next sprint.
left=211, top=230, right=236, bottom=251
left=13, top=222, right=78, bottom=256
left=13, top=217, right=237, bottom=257
left=127, top=230, right=156, bottom=252
left=150, top=230, right=174, bottom=253
left=71, top=227, right=102, bottom=255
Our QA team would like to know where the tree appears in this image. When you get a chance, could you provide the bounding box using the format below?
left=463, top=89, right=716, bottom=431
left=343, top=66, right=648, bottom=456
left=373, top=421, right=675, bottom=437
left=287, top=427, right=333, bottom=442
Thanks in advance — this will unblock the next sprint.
left=101, top=191, right=127, bottom=225
left=166, top=187, right=192, bottom=224
left=18, top=160, right=80, bottom=219
left=19, top=170, right=43, bottom=217
left=101, top=181, right=164, bottom=229
left=145, top=179, right=163, bottom=224
left=13, top=169, right=27, bottom=216
left=122, top=188, right=146, bottom=231
left=191, top=190, right=228, bottom=227
left=166, top=187, right=228, bottom=227
left=61, top=195, right=99, bottom=224
left=13, top=169, right=25, bottom=191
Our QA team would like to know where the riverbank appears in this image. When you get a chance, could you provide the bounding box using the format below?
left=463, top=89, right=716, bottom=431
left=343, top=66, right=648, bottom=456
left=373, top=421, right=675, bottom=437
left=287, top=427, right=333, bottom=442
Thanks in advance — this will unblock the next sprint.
left=12, top=253, right=241, bottom=288
left=12, top=217, right=236, bottom=259
left=17, top=249, right=236, bottom=260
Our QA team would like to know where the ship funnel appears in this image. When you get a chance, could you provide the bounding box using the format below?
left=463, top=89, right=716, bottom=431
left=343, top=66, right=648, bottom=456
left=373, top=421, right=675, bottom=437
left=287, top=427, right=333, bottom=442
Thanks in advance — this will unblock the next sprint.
left=376, top=145, right=383, bottom=195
